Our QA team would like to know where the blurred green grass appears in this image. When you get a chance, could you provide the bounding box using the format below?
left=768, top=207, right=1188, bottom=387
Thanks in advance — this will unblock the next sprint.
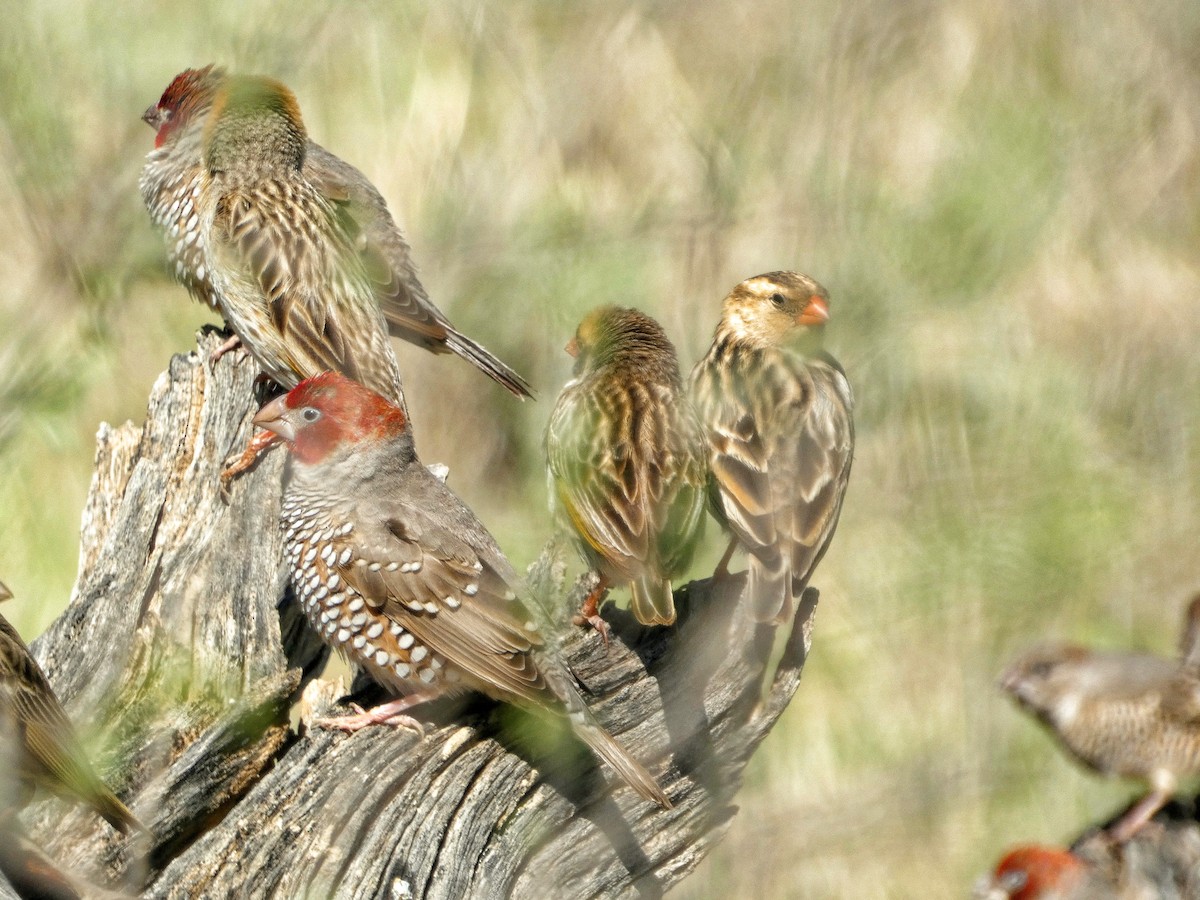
left=2, top=1, right=1199, bottom=896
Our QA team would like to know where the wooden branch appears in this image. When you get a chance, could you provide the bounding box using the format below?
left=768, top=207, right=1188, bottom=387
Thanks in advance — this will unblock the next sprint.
left=12, top=329, right=816, bottom=899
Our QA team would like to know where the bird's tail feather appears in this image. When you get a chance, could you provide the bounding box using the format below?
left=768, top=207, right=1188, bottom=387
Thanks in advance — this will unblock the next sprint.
left=630, top=574, right=676, bottom=626
left=443, top=330, right=534, bottom=399
left=747, top=552, right=791, bottom=625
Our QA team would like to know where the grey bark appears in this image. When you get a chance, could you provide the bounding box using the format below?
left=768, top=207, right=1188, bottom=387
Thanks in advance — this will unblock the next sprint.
left=8, top=328, right=816, bottom=899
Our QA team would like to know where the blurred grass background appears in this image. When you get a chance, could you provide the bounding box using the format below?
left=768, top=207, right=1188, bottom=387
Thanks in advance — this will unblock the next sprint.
left=1, top=1, right=1199, bottom=896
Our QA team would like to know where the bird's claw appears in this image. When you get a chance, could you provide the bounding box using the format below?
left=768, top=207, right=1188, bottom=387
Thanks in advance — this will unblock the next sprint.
left=315, top=703, right=425, bottom=737
left=572, top=612, right=612, bottom=646
left=209, top=332, right=244, bottom=365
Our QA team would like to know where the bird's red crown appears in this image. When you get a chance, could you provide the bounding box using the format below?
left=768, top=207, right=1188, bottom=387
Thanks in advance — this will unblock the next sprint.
left=282, top=372, right=407, bottom=463
left=144, top=65, right=226, bottom=149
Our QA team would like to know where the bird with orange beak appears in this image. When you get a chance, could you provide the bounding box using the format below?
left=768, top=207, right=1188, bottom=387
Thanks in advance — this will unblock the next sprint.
left=690, top=271, right=854, bottom=624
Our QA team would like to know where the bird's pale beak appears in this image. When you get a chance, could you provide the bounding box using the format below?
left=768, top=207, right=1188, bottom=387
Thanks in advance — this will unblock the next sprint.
left=565, top=337, right=580, bottom=358
left=252, top=395, right=296, bottom=443
left=0, top=580, right=11, bottom=603
left=796, top=295, right=830, bottom=326
left=142, top=105, right=163, bottom=128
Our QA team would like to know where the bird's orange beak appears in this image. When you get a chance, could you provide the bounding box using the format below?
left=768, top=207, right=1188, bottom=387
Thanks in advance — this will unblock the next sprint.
left=565, top=337, right=580, bottom=358
left=796, top=295, right=830, bottom=326
left=252, top=395, right=296, bottom=443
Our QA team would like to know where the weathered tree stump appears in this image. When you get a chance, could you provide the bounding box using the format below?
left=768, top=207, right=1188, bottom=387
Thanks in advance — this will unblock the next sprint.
left=6, top=329, right=816, bottom=899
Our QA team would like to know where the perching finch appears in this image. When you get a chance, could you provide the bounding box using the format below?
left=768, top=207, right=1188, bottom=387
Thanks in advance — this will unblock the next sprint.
left=253, top=371, right=670, bottom=808
left=1001, top=598, right=1200, bottom=843
left=140, top=66, right=531, bottom=399
left=0, top=604, right=141, bottom=834
left=690, top=271, right=854, bottom=624
left=545, top=306, right=706, bottom=635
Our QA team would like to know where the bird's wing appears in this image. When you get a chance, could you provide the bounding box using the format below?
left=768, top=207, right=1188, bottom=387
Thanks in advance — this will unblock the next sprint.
left=653, top=401, right=708, bottom=577
left=773, top=355, right=855, bottom=590
left=545, top=383, right=653, bottom=578
left=0, top=618, right=107, bottom=804
left=212, top=180, right=399, bottom=398
left=306, top=145, right=451, bottom=347
left=328, top=484, right=549, bottom=705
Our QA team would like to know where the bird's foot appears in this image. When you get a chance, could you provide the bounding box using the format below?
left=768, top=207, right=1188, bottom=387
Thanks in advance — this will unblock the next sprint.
left=220, top=430, right=280, bottom=496
left=572, top=586, right=611, bottom=646
left=315, top=702, right=426, bottom=737
left=209, top=332, right=244, bottom=365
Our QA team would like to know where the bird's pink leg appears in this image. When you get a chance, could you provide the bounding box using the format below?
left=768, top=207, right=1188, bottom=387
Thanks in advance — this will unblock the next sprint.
left=220, top=430, right=280, bottom=484
left=315, top=694, right=436, bottom=735
left=573, top=575, right=611, bottom=645
left=713, top=537, right=739, bottom=579
left=209, top=332, right=243, bottom=364
left=1108, top=786, right=1172, bottom=843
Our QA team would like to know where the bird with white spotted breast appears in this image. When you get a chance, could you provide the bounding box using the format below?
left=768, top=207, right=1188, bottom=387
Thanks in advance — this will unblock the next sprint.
left=0, top=596, right=142, bottom=834
left=253, top=371, right=670, bottom=808
left=1001, top=598, right=1200, bottom=842
left=546, top=306, right=707, bottom=637
left=140, top=66, right=532, bottom=399
left=690, top=271, right=854, bottom=624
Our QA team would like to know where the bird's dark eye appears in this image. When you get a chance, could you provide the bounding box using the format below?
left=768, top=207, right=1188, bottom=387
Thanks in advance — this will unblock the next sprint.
left=770, top=292, right=787, bottom=308
left=301, top=407, right=321, bottom=423
left=1029, top=661, right=1054, bottom=678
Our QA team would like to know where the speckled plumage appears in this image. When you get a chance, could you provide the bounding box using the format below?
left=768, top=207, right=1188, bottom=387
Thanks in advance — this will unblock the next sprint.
left=140, top=66, right=532, bottom=399
left=546, top=306, right=707, bottom=628
left=255, top=372, right=669, bottom=807
left=0, top=605, right=140, bottom=833
left=690, top=271, right=854, bottom=624
left=1002, top=617, right=1200, bottom=841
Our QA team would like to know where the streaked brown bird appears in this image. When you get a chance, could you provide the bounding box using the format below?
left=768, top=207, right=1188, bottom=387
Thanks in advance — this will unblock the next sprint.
left=253, top=371, right=670, bottom=808
left=0, top=600, right=140, bottom=833
left=690, top=271, right=854, bottom=624
left=545, top=306, right=707, bottom=636
left=140, top=66, right=531, bottom=399
left=1001, top=599, right=1200, bottom=842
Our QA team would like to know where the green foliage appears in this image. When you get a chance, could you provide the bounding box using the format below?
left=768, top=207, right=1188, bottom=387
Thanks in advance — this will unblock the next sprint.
left=1, top=2, right=1198, bottom=896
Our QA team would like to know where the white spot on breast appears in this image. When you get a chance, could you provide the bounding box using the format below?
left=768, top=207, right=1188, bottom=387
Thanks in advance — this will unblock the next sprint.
left=423, top=602, right=439, bottom=615
left=366, top=622, right=384, bottom=640
left=395, top=663, right=411, bottom=679
left=352, top=634, right=366, bottom=650
left=410, top=646, right=428, bottom=663
left=419, top=668, right=436, bottom=684
left=463, top=584, right=478, bottom=597
left=337, top=628, right=350, bottom=643
left=444, top=596, right=461, bottom=610
left=347, top=597, right=364, bottom=613
left=338, top=548, right=353, bottom=566
left=374, top=649, right=391, bottom=667
left=350, top=612, right=367, bottom=628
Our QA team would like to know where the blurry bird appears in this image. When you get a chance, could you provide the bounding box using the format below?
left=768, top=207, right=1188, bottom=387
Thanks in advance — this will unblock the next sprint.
left=973, top=845, right=1094, bottom=900
left=253, top=371, right=670, bottom=808
left=0, top=607, right=140, bottom=834
left=140, top=66, right=531, bottom=399
left=690, top=271, right=854, bottom=624
left=1001, top=599, right=1200, bottom=842
left=545, top=306, right=707, bottom=637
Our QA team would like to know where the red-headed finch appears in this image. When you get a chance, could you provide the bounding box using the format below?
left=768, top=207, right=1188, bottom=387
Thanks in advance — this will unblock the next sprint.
left=690, top=271, right=854, bottom=624
left=1001, top=604, right=1200, bottom=843
left=253, top=371, right=670, bottom=808
left=973, top=846, right=1093, bottom=899
left=545, top=306, right=707, bottom=635
left=0, top=609, right=141, bottom=833
left=141, top=66, right=531, bottom=399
